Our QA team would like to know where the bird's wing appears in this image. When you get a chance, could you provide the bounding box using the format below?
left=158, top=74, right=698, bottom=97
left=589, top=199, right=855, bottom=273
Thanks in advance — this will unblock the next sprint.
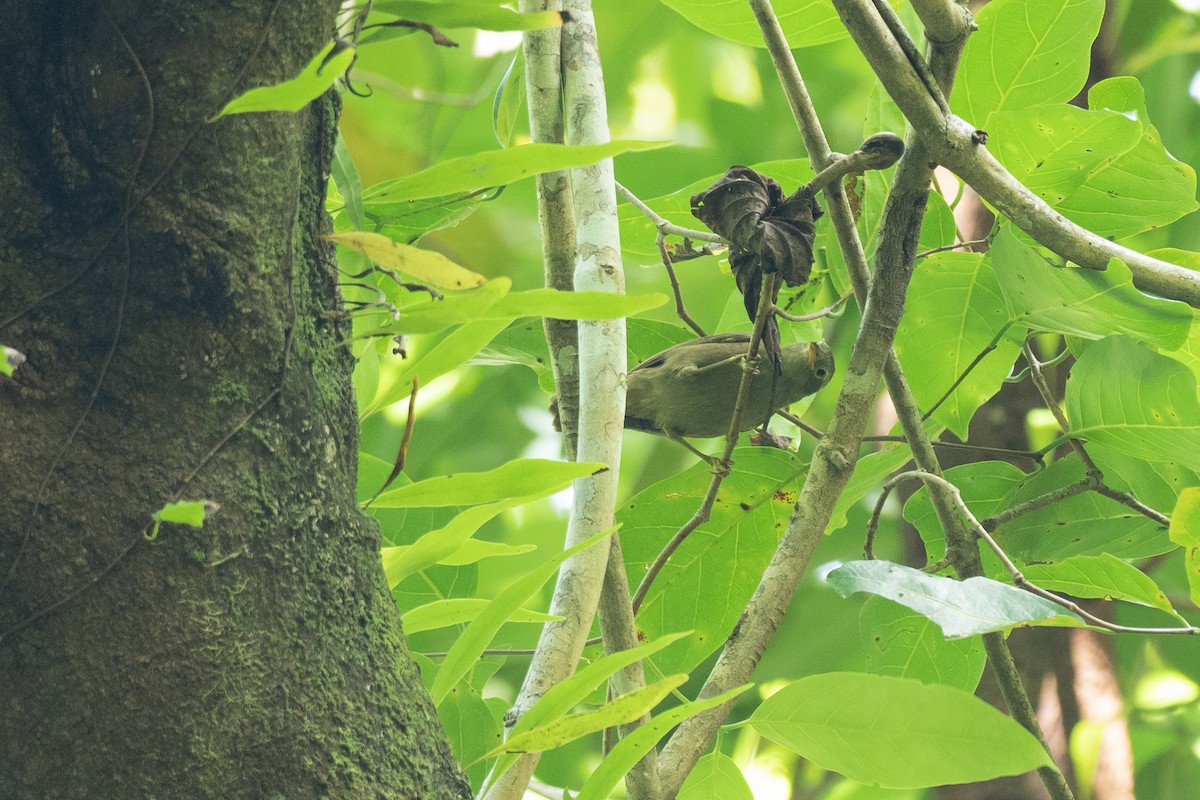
left=630, top=333, right=752, bottom=375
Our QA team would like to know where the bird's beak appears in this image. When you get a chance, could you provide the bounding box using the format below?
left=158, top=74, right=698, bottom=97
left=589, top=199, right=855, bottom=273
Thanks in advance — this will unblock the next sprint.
left=806, top=342, right=818, bottom=369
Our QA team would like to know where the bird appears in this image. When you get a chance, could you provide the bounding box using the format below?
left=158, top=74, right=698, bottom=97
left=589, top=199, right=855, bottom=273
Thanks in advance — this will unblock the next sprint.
left=624, top=333, right=834, bottom=461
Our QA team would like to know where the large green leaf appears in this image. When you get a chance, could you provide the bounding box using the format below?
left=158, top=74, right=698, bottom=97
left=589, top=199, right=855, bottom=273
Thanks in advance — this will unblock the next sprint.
left=996, top=455, right=1174, bottom=562
left=1074, top=78, right=1199, bottom=236
left=894, top=252, right=1023, bottom=438
left=993, top=228, right=1192, bottom=349
left=989, top=101, right=1196, bottom=240
left=827, top=561, right=1085, bottom=638
left=750, top=673, right=1055, bottom=788
left=211, top=41, right=354, bottom=118
left=955, top=0, right=1102, bottom=127
left=620, top=448, right=807, bottom=674
left=1021, top=554, right=1182, bottom=621
left=859, top=596, right=987, bottom=692
left=1064, top=336, right=1200, bottom=469
left=363, top=141, right=666, bottom=203
left=373, top=458, right=606, bottom=508
left=1169, top=488, right=1200, bottom=609
left=657, top=0, right=857, bottom=49
left=1086, top=441, right=1200, bottom=517
left=677, top=752, right=754, bottom=800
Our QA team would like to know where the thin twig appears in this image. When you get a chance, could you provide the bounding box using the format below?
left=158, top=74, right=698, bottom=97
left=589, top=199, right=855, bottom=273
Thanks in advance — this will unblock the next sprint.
left=772, top=290, right=853, bottom=322
left=657, top=235, right=707, bottom=336
left=631, top=274, right=781, bottom=613
left=920, top=325, right=1013, bottom=422
left=1022, top=342, right=1171, bottom=528
left=915, top=238, right=989, bottom=258
left=614, top=181, right=726, bottom=244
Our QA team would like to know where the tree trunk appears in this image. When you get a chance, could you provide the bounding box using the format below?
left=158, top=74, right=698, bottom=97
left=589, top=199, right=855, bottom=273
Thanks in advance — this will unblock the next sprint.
left=0, top=2, right=469, bottom=797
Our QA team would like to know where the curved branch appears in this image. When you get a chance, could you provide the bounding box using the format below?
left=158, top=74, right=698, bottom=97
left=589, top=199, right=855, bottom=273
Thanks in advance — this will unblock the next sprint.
left=833, top=0, right=1200, bottom=306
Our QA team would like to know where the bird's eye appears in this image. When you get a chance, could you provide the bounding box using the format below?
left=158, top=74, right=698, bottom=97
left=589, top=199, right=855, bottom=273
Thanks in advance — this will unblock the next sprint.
left=816, top=368, right=827, bottom=377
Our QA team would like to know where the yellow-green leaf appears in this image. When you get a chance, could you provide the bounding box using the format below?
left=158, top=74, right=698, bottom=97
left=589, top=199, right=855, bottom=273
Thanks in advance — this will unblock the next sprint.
left=211, top=41, right=354, bottom=119
left=323, top=231, right=486, bottom=290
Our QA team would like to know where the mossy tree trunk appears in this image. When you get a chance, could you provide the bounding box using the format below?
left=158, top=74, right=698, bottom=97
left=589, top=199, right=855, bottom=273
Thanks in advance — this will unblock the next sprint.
left=0, top=2, right=469, bottom=797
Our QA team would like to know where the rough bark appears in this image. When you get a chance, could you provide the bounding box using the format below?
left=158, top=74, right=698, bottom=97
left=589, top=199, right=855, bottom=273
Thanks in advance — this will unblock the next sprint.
left=0, top=2, right=470, bottom=798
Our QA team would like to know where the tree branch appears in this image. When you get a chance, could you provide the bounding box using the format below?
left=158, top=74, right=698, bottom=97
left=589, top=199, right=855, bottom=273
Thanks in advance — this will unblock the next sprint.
left=486, top=3, right=654, bottom=798
left=833, top=0, right=1200, bottom=306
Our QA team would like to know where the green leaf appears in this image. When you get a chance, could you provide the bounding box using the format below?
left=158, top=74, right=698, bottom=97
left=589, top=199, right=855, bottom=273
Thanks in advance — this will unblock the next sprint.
left=918, top=190, right=958, bottom=251
left=1, top=344, right=24, bottom=377
left=382, top=279, right=511, bottom=335
left=1064, top=336, right=1200, bottom=469
left=362, top=191, right=491, bottom=244
left=331, top=134, right=365, bottom=231
left=620, top=448, right=807, bottom=674
left=151, top=500, right=209, bottom=528
left=1087, top=440, right=1199, bottom=517
left=402, top=598, right=559, bottom=634
left=894, top=252, right=1023, bottom=438
left=1021, top=554, right=1182, bottom=620
left=363, top=141, right=667, bottom=204
left=993, top=228, right=1193, bottom=349
left=750, top=673, right=1055, bottom=788
left=323, top=232, right=487, bottom=290
left=955, top=0, right=1102, bottom=127
left=429, top=526, right=613, bottom=706
left=996, top=456, right=1173, bottom=562
left=372, top=1, right=568, bottom=32
left=485, top=675, right=686, bottom=760
left=677, top=751, right=754, bottom=800
left=374, top=459, right=606, bottom=508
left=1168, top=487, right=1200, bottom=609
left=211, top=40, right=353, bottom=119
left=988, top=101, right=1196, bottom=239
left=363, top=316, right=512, bottom=417
left=574, top=685, right=752, bottom=800
left=832, top=420, right=945, bottom=535
left=827, top=561, right=1085, bottom=638
left=437, top=539, right=536, bottom=567
left=365, top=284, right=664, bottom=338
left=904, top=461, right=1026, bottom=564
left=493, top=51, right=525, bottom=147
left=352, top=338, right=381, bottom=418
left=436, top=679, right=503, bottom=791
left=483, top=632, right=692, bottom=788
left=860, top=596, right=987, bottom=692
left=487, top=288, right=668, bottom=321
left=657, top=0, right=885, bottom=49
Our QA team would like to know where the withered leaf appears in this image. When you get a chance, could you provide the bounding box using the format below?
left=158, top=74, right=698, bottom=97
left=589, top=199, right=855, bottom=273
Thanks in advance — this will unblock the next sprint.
left=690, top=166, right=822, bottom=289
left=691, top=167, right=823, bottom=372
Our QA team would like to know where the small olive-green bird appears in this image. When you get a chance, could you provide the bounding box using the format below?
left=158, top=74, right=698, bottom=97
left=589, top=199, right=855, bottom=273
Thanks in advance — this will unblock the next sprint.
left=624, top=334, right=835, bottom=452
